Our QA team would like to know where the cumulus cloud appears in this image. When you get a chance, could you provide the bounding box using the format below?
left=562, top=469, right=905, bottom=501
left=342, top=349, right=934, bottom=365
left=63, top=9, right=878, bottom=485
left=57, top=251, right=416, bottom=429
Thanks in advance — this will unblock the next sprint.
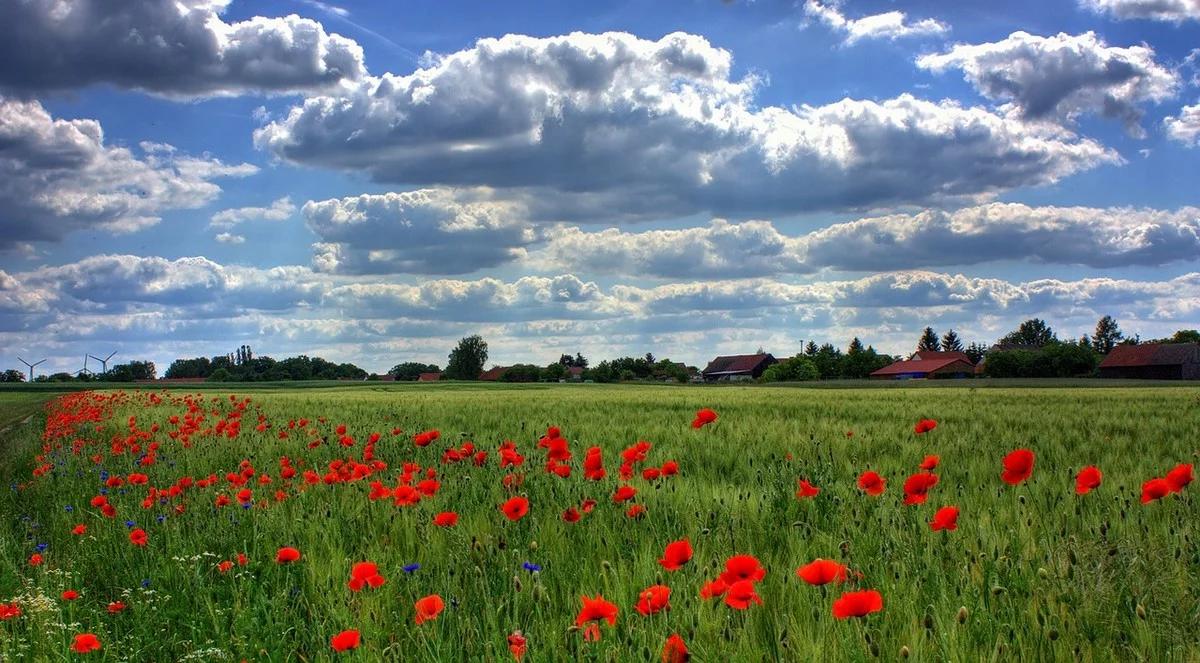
left=803, top=0, right=949, bottom=45
left=4, top=256, right=1198, bottom=371
left=535, top=203, right=1200, bottom=276
left=303, top=189, right=538, bottom=274
left=215, top=232, right=246, bottom=244
left=1080, top=0, right=1200, bottom=22
left=917, top=31, right=1178, bottom=135
left=0, top=0, right=366, bottom=98
left=256, top=32, right=1117, bottom=220
left=210, top=197, right=296, bottom=229
left=0, top=98, right=256, bottom=249
left=1164, top=101, right=1200, bottom=146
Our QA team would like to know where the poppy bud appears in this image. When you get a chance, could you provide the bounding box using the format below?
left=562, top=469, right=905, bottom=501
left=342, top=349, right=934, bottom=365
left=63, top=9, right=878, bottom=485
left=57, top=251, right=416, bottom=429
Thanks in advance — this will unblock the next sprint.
left=529, top=540, right=538, bottom=551
left=1037, top=567, right=1048, bottom=579
left=869, top=643, right=880, bottom=657
left=923, top=614, right=934, bottom=630
left=956, top=607, right=969, bottom=624
left=900, top=646, right=910, bottom=658
left=991, top=586, right=1006, bottom=596
left=513, top=575, right=522, bottom=593
left=1048, top=629, right=1059, bottom=641
left=601, top=560, right=612, bottom=572
left=1136, top=604, right=1147, bottom=620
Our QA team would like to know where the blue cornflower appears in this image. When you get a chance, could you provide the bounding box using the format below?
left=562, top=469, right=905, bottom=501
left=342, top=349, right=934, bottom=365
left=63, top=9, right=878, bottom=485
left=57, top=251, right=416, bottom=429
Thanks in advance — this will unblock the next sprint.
left=64, top=505, right=74, bottom=512
left=141, top=579, right=151, bottom=588
left=99, top=488, right=108, bottom=495
left=241, top=502, right=252, bottom=510
left=125, top=520, right=136, bottom=528
left=522, top=562, right=541, bottom=573
left=156, top=515, right=166, bottom=524
left=99, top=470, right=109, bottom=481
left=402, top=563, right=420, bottom=574
left=35, top=543, right=48, bottom=552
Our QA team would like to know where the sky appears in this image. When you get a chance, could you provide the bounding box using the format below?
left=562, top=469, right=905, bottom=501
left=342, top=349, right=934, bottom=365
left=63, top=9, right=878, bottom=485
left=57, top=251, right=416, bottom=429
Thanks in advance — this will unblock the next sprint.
left=1, top=0, right=1198, bottom=376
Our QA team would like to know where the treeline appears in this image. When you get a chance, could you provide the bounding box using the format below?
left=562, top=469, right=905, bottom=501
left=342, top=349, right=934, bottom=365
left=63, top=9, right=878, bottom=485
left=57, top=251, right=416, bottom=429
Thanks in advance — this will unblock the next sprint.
left=1, top=361, right=158, bottom=383
left=760, top=339, right=895, bottom=382
left=166, top=348, right=366, bottom=382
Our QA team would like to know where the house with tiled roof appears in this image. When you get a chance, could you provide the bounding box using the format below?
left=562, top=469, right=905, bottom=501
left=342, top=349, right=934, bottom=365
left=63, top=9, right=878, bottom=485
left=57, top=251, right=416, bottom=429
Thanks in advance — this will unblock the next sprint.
left=701, top=353, right=777, bottom=382
left=1098, top=343, right=1200, bottom=380
left=870, top=350, right=974, bottom=380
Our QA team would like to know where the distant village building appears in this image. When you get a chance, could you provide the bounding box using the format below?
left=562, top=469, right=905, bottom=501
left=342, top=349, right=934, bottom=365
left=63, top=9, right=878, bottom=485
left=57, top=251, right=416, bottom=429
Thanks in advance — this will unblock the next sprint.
left=417, top=372, right=442, bottom=382
left=1098, top=343, right=1200, bottom=380
left=701, top=354, right=777, bottom=382
left=479, top=366, right=509, bottom=381
left=567, top=366, right=585, bottom=381
left=870, top=351, right=975, bottom=380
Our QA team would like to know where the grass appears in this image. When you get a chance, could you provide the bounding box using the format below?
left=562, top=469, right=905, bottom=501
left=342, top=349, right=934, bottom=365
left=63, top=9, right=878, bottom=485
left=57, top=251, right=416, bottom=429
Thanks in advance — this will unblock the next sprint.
left=1, top=384, right=1198, bottom=661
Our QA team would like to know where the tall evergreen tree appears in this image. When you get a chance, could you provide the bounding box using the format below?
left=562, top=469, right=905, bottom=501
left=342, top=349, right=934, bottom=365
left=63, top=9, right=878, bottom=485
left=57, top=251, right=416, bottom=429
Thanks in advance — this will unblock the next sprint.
left=804, top=341, right=819, bottom=356
left=1091, top=315, right=1123, bottom=354
left=917, top=327, right=940, bottom=353
left=940, top=329, right=964, bottom=353
left=965, top=342, right=987, bottom=364
left=847, top=337, right=864, bottom=355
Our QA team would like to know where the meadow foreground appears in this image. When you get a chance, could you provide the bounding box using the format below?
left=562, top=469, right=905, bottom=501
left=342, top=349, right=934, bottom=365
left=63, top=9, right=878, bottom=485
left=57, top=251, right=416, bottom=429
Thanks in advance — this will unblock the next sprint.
left=1, top=384, right=1197, bottom=662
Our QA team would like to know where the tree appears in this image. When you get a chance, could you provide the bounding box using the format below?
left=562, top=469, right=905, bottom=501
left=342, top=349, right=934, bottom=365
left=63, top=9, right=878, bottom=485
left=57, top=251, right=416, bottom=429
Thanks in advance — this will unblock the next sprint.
left=965, top=342, right=987, bottom=365
left=999, top=319, right=1057, bottom=348
left=847, top=337, right=865, bottom=355
left=1, top=369, right=24, bottom=382
left=500, top=364, right=541, bottom=382
left=917, top=327, right=940, bottom=353
left=445, top=335, right=488, bottom=380
left=542, top=363, right=568, bottom=381
left=1091, top=315, right=1123, bottom=354
left=389, top=362, right=441, bottom=381
left=804, top=341, right=819, bottom=356
left=574, top=352, right=589, bottom=369
left=760, top=355, right=820, bottom=382
left=1168, top=329, right=1200, bottom=343
left=940, top=329, right=964, bottom=353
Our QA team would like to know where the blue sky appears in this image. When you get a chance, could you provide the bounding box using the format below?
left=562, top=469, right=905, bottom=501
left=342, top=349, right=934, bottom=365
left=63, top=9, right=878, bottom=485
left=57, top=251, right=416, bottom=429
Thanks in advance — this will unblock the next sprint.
left=1, top=0, right=1198, bottom=376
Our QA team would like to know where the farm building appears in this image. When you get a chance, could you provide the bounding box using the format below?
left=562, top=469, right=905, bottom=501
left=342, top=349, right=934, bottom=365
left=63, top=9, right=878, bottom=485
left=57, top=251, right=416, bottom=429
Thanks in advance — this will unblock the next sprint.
left=566, top=366, right=585, bottom=381
left=417, top=372, right=442, bottom=382
left=479, top=366, right=509, bottom=381
left=701, top=353, right=777, bottom=382
left=1098, top=343, right=1200, bottom=380
left=870, top=351, right=975, bottom=380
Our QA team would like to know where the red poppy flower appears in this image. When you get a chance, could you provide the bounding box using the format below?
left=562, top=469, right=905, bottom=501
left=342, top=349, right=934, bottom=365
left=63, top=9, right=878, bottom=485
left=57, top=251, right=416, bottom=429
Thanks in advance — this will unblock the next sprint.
left=1166, top=463, right=1194, bottom=492
left=62, top=590, right=79, bottom=601
left=659, top=539, right=693, bottom=571
left=699, top=578, right=728, bottom=600
left=1001, top=449, right=1035, bottom=485
left=796, top=559, right=848, bottom=586
left=129, top=528, right=148, bottom=546
left=719, top=554, right=766, bottom=585
left=612, top=485, right=637, bottom=502
left=414, top=594, right=445, bottom=624
left=636, top=584, right=671, bottom=616
left=71, top=524, right=87, bottom=535
left=348, top=561, right=386, bottom=591
left=29, top=553, right=43, bottom=567
left=107, top=601, right=127, bottom=614
left=626, top=504, right=647, bottom=519
left=857, top=470, right=886, bottom=496
left=902, top=472, right=939, bottom=505
left=796, top=479, right=820, bottom=499
left=0, top=603, right=20, bottom=620
left=275, top=547, right=301, bottom=564
left=919, top=455, right=940, bottom=471
left=661, top=460, right=680, bottom=476
left=723, top=579, right=763, bottom=610
left=662, top=634, right=689, bottom=663
left=500, top=496, right=529, bottom=521
left=580, top=498, right=597, bottom=513
left=433, top=511, right=459, bottom=527
left=218, top=560, right=233, bottom=573
left=1141, top=477, right=1172, bottom=504
left=562, top=507, right=581, bottom=523
left=508, top=631, right=527, bottom=661
left=575, top=594, right=618, bottom=641
left=330, top=629, right=360, bottom=652
left=1075, top=466, right=1103, bottom=495
left=71, top=633, right=102, bottom=654
left=914, top=419, right=937, bottom=434
left=930, top=506, right=960, bottom=531
left=691, top=408, right=718, bottom=429
left=832, top=589, right=883, bottom=619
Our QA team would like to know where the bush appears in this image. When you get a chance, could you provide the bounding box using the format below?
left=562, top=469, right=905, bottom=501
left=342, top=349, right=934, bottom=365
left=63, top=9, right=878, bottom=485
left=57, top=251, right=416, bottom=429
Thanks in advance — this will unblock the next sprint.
left=760, top=356, right=820, bottom=382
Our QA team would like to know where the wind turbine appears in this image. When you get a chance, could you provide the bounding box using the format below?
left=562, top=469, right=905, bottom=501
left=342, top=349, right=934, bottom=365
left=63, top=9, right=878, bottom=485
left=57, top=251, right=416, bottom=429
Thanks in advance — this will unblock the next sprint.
left=17, top=356, right=46, bottom=381
left=75, top=355, right=93, bottom=378
left=87, top=351, right=117, bottom=375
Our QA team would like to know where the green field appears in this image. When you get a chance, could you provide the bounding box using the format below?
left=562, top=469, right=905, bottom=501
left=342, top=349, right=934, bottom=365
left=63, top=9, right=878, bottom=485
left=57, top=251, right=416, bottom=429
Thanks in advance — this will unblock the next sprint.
left=1, top=384, right=1198, bottom=661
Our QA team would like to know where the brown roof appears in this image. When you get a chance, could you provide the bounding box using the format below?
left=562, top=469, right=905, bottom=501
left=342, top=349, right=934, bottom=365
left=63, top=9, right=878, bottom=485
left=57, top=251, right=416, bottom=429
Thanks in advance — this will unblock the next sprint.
left=417, top=372, right=442, bottom=382
left=911, top=351, right=972, bottom=364
left=478, top=366, right=509, bottom=381
left=871, top=357, right=974, bottom=376
left=567, top=366, right=585, bottom=376
left=702, top=354, right=776, bottom=375
left=1099, top=343, right=1200, bottom=368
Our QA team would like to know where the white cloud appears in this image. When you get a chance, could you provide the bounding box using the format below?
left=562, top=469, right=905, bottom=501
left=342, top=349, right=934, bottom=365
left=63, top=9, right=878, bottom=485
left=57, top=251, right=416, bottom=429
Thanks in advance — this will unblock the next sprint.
left=210, top=197, right=297, bottom=228
left=1164, top=101, right=1200, bottom=146
left=303, top=189, right=538, bottom=274
left=256, top=32, right=1117, bottom=220
left=917, top=31, right=1178, bottom=136
left=215, top=232, right=246, bottom=244
left=804, top=0, right=949, bottom=45
left=535, top=203, right=1200, bottom=276
left=0, top=0, right=366, bottom=98
left=1080, top=0, right=1200, bottom=22
left=0, top=97, right=256, bottom=248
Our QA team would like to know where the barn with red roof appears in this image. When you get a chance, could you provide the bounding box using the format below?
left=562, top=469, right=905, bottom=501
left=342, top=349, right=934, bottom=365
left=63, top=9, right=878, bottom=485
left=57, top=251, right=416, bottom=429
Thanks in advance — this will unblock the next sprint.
left=1098, top=343, right=1200, bottom=380
left=701, top=353, right=777, bottom=382
left=870, top=351, right=975, bottom=380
